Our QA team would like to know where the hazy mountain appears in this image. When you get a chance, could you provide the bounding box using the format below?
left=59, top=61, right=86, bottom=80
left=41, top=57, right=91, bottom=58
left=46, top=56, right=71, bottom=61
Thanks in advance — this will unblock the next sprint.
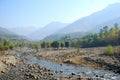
left=43, top=16, right=120, bottom=41
left=42, top=3, right=120, bottom=41
left=43, top=32, right=89, bottom=41
left=0, top=26, right=27, bottom=40
left=0, top=27, right=15, bottom=35
left=28, top=22, right=68, bottom=40
left=8, top=26, right=39, bottom=36
left=56, top=3, right=120, bottom=34
left=91, top=16, right=120, bottom=32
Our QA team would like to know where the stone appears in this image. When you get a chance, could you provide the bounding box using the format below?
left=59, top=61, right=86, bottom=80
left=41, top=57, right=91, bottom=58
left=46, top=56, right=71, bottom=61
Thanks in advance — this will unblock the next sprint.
left=71, top=72, right=76, bottom=75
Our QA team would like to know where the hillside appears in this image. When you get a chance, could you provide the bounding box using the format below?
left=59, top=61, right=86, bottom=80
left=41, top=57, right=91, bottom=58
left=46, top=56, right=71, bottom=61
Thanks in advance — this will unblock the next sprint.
left=0, top=26, right=27, bottom=40
left=0, top=27, right=14, bottom=35
left=8, top=26, right=39, bottom=36
left=56, top=3, right=120, bottom=34
left=43, top=32, right=89, bottom=41
left=91, top=16, right=120, bottom=32
left=28, top=22, right=68, bottom=40
left=42, top=3, right=120, bottom=41
left=43, top=16, right=120, bottom=41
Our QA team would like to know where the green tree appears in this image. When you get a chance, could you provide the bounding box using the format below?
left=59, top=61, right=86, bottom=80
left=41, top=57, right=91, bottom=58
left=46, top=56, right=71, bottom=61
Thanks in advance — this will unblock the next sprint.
left=65, top=41, right=70, bottom=48
left=46, top=41, right=51, bottom=48
left=8, top=41, right=14, bottom=50
left=75, top=39, right=82, bottom=49
left=51, top=41, right=60, bottom=48
left=60, top=41, right=65, bottom=48
left=41, top=42, right=47, bottom=48
left=34, top=43, right=41, bottom=52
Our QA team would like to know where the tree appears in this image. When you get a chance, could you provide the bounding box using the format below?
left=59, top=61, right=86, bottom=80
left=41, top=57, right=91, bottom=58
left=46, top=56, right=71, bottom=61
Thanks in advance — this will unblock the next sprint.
left=3, top=40, right=14, bottom=50
left=51, top=41, right=60, bottom=48
left=65, top=41, right=70, bottom=48
left=60, top=41, right=65, bottom=48
left=46, top=41, right=51, bottom=48
left=34, top=43, right=41, bottom=52
left=41, top=42, right=47, bottom=48
left=8, top=41, right=14, bottom=50
left=75, top=39, right=82, bottom=49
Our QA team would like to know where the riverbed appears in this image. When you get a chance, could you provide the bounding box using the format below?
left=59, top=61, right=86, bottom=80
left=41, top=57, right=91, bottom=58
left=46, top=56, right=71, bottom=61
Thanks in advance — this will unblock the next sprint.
left=18, top=52, right=120, bottom=80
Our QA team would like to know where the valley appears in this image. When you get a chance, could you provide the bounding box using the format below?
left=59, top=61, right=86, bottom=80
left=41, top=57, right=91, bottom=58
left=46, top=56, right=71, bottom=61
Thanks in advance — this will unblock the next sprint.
left=0, top=1, right=120, bottom=80
left=0, top=47, right=120, bottom=80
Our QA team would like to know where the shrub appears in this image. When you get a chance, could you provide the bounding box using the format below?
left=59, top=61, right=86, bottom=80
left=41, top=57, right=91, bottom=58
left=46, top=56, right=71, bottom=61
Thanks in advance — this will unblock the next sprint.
left=105, top=45, right=114, bottom=56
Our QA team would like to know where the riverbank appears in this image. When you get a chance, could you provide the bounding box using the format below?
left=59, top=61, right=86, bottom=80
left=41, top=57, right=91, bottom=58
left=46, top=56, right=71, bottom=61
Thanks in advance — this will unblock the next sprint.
left=0, top=49, right=88, bottom=80
left=0, top=51, right=19, bottom=77
left=0, top=47, right=120, bottom=80
left=36, top=46, right=120, bottom=73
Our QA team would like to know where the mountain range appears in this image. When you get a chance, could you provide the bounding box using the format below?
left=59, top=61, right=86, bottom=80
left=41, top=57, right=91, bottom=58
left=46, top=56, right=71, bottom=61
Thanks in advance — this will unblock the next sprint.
left=1, top=3, right=120, bottom=41
left=43, top=3, right=120, bottom=40
left=56, top=3, right=120, bottom=34
left=27, top=22, right=68, bottom=40
left=8, top=26, right=39, bottom=36
left=0, top=26, right=26, bottom=40
left=0, top=27, right=14, bottom=35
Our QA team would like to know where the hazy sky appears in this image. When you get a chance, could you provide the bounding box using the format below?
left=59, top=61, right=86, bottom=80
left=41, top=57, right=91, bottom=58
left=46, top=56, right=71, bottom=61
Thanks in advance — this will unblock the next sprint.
left=0, top=0, right=120, bottom=28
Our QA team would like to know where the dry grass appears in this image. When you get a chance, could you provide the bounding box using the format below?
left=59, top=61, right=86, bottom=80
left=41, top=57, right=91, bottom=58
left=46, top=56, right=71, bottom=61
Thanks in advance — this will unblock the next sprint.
left=63, top=56, right=100, bottom=68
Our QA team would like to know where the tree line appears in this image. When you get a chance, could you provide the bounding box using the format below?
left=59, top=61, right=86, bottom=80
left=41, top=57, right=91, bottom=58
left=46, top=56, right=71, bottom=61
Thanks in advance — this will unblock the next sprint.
left=0, top=39, right=14, bottom=50
left=27, top=23, right=120, bottom=51
left=1, top=23, right=119, bottom=53
left=75, top=23, right=120, bottom=48
left=0, top=38, right=14, bottom=55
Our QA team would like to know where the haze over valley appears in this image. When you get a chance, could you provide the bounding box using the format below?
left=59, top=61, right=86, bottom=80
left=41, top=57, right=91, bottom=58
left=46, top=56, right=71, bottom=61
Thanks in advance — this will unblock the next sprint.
left=0, top=3, right=120, bottom=41
left=0, top=0, right=120, bottom=80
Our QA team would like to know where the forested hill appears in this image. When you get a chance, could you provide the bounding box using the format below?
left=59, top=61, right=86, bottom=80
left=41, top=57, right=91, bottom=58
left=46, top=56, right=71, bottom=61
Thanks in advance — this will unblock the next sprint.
left=39, top=24, right=120, bottom=49
left=75, top=24, right=120, bottom=48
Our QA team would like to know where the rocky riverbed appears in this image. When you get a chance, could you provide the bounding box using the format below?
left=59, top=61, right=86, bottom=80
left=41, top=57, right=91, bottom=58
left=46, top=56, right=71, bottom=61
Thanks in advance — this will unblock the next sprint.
left=0, top=47, right=120, bottom=80
left=0, top=51, right=19, bottom=77
left=36, top=47, right=120, bottom=73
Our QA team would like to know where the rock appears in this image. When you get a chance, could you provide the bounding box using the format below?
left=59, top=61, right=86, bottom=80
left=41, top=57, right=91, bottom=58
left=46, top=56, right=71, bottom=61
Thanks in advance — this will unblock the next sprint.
left=77, top=77, right=84, bottom=80
left=96, top=75, right=99, bottom=77
left=60, top=70, right=63, bottom=73
left=60, top=64, right=62, bottom=66
left=71, top=72, right=76, bottom=75
left=55, top=70, right=58, bottom=73
left=1, top=70, right=5, bottom=74
left=100, top=75, right=104, bottom=78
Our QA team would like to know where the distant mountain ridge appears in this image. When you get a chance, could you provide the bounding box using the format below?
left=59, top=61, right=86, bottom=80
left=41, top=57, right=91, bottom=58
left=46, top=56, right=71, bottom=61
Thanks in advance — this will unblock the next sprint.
left=43, top=16, right=120, bottom=41
left=28, top=22, right=69, bottom=40
left=43, top=32, right=89, bottom=41
left=91, top=16, right=120, bottom=32
left=56, top=3, right=120, bottom=34
left=42, top=3, right=120, bottom=41
left=1, top=3, right=120, bottom=41
left=8, top=26, right=39, bottom=36
left=0, top=26, right=27, bottom=40
left=0, top=27, right=15, bottom=35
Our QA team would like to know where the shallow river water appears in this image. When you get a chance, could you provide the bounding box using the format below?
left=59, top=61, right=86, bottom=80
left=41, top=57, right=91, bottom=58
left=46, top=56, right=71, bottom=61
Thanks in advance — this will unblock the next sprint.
left=16, top=52, right=120, bottom=80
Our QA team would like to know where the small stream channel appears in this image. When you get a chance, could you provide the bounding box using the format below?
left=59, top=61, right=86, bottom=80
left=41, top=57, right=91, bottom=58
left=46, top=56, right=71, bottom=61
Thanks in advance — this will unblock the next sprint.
left=16, top=52, right=120, bottom=80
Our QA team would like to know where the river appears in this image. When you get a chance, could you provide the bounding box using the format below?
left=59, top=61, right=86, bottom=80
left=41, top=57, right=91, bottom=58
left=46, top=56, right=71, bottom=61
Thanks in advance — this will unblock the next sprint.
left=15, top=52, right=120, bottom=80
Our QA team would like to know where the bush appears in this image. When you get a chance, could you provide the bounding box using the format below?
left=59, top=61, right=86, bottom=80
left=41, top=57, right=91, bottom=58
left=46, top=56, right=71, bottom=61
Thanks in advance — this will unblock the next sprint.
left=105, top=45, right=114, bottom=56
